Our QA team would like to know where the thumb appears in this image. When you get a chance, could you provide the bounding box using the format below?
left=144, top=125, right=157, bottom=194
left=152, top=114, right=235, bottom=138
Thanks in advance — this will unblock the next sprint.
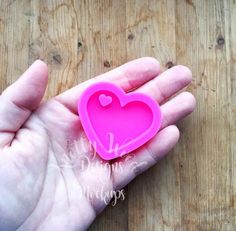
left=0, top=60, right=48, bottom=146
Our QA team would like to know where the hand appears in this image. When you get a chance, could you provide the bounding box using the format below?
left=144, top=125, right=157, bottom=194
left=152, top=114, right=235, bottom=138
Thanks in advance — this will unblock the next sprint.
left=0, top=58, right=195, bottom=231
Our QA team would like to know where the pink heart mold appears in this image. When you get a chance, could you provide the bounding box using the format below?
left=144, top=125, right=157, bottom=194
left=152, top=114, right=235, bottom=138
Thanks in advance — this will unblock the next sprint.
left=78, top=82, right=162, bottom=160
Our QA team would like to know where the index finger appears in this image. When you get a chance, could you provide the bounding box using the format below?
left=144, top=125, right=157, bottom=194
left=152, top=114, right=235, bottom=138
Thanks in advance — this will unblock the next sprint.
left=55, top=57, right=161, bottom=113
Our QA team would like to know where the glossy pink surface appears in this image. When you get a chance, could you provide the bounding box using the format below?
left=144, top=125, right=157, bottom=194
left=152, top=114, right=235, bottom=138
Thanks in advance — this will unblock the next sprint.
left=78, top=82, right=162, bottom=160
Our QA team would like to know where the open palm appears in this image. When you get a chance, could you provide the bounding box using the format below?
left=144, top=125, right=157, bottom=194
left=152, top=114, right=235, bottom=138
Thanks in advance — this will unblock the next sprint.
left=0, top=58, right=195, bottom=231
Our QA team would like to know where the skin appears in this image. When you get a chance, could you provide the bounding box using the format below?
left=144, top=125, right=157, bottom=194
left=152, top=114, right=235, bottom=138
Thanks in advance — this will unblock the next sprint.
left=0, top=58, right=195, bottom=231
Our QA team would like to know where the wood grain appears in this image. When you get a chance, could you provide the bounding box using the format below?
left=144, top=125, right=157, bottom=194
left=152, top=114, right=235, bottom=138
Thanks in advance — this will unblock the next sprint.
left=0, top=0, right=235, bottom=230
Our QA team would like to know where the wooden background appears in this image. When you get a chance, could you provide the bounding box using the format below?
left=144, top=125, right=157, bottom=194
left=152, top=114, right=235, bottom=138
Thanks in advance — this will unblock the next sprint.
left=0, top=0, right=235, bottom=230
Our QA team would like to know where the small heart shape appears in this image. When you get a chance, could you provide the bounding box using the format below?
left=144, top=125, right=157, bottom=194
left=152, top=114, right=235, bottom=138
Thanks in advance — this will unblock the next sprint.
left=99, top=94, right=112, bottom=107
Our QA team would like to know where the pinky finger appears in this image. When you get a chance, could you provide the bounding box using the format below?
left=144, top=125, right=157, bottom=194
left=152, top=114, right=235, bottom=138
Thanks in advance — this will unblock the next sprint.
left=112, top=125, right=180, bottom=190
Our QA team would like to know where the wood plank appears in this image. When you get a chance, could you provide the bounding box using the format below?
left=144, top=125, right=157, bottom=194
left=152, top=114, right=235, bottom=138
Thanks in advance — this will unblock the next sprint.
left=176, top=0, right=236, bottom=230
left=84, top=0, right=129, bottom=229
left=0, top=0, right=30, bottom=91
left=126, top=1, right=180, bottom=231
left=225, top=0, right=236, bottom=229
left=29, top=0, right=79, bottom=99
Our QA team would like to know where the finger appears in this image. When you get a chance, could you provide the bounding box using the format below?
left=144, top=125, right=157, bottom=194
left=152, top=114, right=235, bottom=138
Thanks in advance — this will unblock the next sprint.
left=136, top=65, right=192, bottom=104
left=112, top=91, right=196, bottom=189
left=160, top=92, right=196, bottom=129
left=113, top=125, right=180, bottom=190
left=55, top=57, right=161, bottom=113
left=0, top=60, right=48, bottom=146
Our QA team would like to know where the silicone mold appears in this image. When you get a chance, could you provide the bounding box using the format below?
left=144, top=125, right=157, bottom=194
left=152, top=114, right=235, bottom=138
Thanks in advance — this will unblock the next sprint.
left=78, top=82, right=162, bottom=160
